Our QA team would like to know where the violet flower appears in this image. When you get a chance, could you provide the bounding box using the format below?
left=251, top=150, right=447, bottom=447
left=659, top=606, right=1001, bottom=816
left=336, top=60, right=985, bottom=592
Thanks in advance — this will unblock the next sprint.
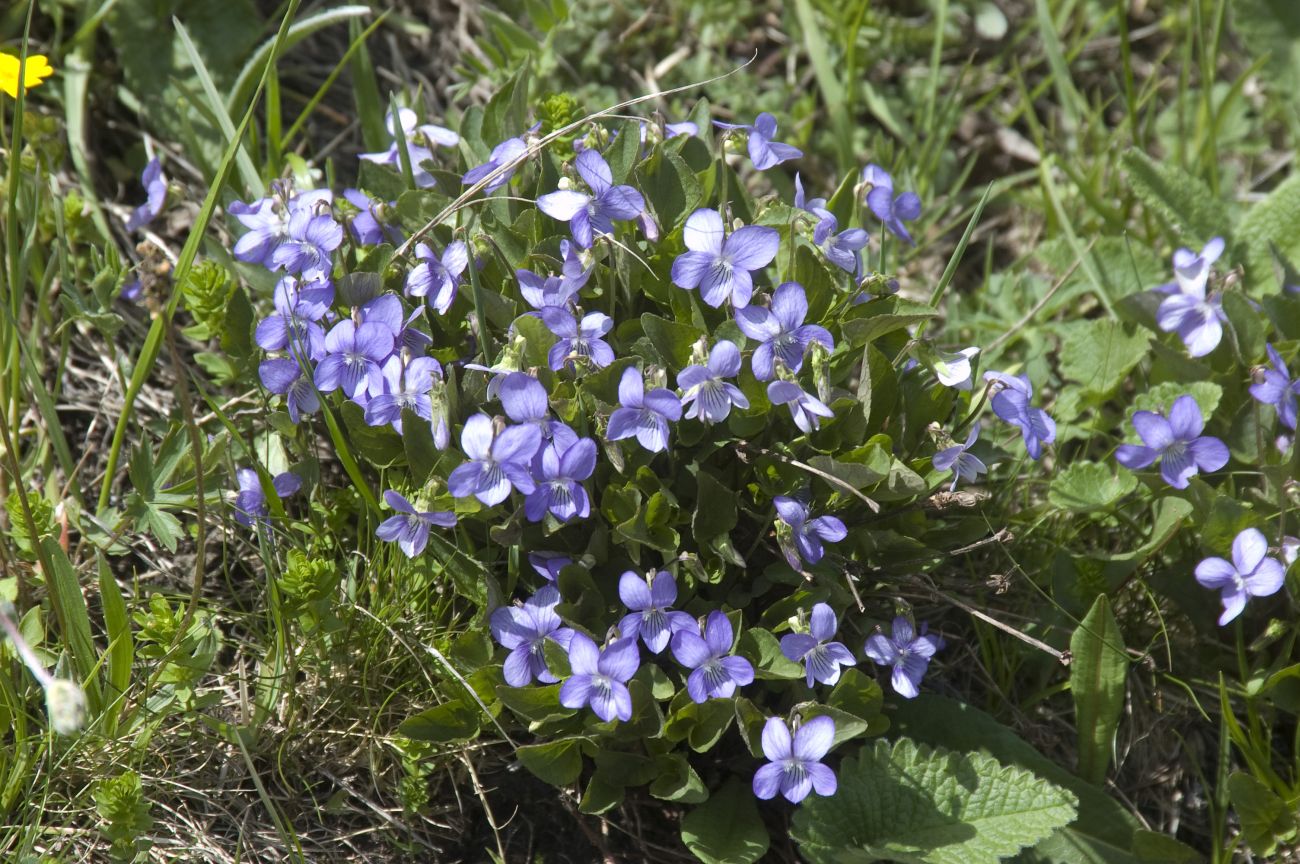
left=375, top=490, right=456, bottom=558
left=678, top=341, right=749, bottom=424
left=463, top=135, right=529, bottom=193
left=365, top=356, right=442, bottom=433
left=498, top=371, right=556, bottom=444
left=1195, top=528, right=1287, bottom=625
left=1250, top=343, right=1299, bottom=431
left=671, top=611, right=754, bottom=703
left=775, top=495, right=847, bottom=567
left=932, top=347, right=979, bottom=390
left=259, top=358, right=319, bottom=424
left=126, top=158, right=166, bottom=232
left=529, top=552, right=572, bottom=582
left=607, top=367, right=682, bottom=452
left=314, top=320, right=394, bottom=400
left=665, top=121, right=698, bottom=138
left=360, top=108, right=457, bottom=189
left=713, top=112, right=802, bottom=170
left=780, top=603, right=856, bottom=687
left=984, top=371, right=1055, bottom=460
left=524, top=437, right=596, bottom=522
left=406, top=240, right=470, bottom=315
left=229, top=186, right=331, bottom=268
left=752, top=716, right=837, bottom=804
left=812, top=210, right=869, bottom=276
left=1115, top=394, right=1228, bottom=489
left=1156, top=237, right=1224, bottom=296
left=447, top=413, right=541, bottom=506
left=618, top=570, right=695, bottom=654
left=540, top=307, right=615, bottom=372
left=864, top=616, right=942, bottom=699
left=793, top=173, right=826, bottom=213
left=536, top=149, right=645, bottom=249
left=933, top=427, right=987, bottom=491
left=862, top=164, right=921, bottom=246
left=270, top=207, right=343, bottom=280
left=517, top=241, right=591, bottom=311
left=342, top=188, right=401, bottom=246
left=671, top=208, right=779, bottom=308
left=233, top=468, right=301, bottom=527
left=1155, top=237, right=1226, bottom=357
left=559, top=633, right=640, bottom=722
left=490, top=585, right=576, bottom=687
left=767, top=381, right=834, bottom=434
left=735, top=282, right=834, bottom=380
left=254, top=276, right=331, bottom=361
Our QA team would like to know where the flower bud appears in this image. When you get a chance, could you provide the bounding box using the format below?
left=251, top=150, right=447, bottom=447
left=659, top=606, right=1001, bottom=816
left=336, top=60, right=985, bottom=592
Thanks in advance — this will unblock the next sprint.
left=557, top=176, right=574, bottom=191
left=44, top=679, right=87, bottom=735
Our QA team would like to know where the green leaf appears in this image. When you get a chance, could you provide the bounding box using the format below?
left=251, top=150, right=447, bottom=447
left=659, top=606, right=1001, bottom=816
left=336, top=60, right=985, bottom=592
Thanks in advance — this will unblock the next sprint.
left=649, top=753, right=709, bottom=803
left=1057, top=320, right=1150, bottom=395
left=1238, top=169, right=1300, bottom=288
left=693, top=469, right=739, bottom=541
left=1120, top=149, right=1222, bottom=243
left=516, top=737, right=585, bottom=786
left=1227, top=771, right=1297, bottom=856
left=842, top=297, right=938, bottom=346
left=341, top=401, right=406, bottom=466
left=641, top=313, right=703, bottom=372
left=792, top=738, right=1078, bottom=864
left=398, top=700, right=480, bottom=743
left=1234, top=0, right=1300, bottom=93
left=1070, top=595, right=1128, bottom=785
left=640, top=146, right=703, bottom=233
left=1130, top=382, right=1222, bottom=426
left=1048, top=462, right=1137, bottom=513
left=607, top=118, right=643, bottom=185
left=681, top=778, right=770, bottom=864
left=1128, top=829, right=1203, bottom=863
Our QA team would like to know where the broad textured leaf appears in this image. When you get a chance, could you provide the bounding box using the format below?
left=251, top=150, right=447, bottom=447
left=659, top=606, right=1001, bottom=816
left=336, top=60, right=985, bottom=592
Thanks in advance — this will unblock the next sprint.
left=792, top=737, right=1078, bottom=864
left=1057, top=319, right=1149, bottom=395
left=1048, top=462, right=1136, bottom=513
left=1120, top=149, right=1222, bottom=244
left=1238, top=171, right=1300, bottom=288
left=642, top=313, right=704, bottom=372
left=681, top=778, right=770, bottom=864
left=842, top=297, right=938, bottom=346
left=1070, top=595, right=1128, bottom=785
left=1227, top=771, right=1296, bottom=856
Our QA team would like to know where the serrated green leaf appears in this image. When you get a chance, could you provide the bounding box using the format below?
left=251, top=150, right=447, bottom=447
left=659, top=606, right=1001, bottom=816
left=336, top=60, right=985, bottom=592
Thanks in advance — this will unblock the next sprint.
left=1239, top=170, right=1300, bottom=288
left=681, top=778, right=770, bottom=864
left=1120, top=149, right=1222, bottom=243
left=1058, top=319, right=1149, bottom=395
left=792, top=737, right=1078, bottom=864
left=1070, top=596, right=1128, bottom=785
left=1048, top=462, right=1137, bottom=513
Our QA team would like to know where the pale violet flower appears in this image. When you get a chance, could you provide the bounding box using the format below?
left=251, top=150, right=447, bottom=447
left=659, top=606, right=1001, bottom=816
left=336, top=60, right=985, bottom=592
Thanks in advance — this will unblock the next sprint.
left=671, top=208, right=779, bottom=308
left=677, top=341, right=749, bottom=424
left=752, top=716, right=837, bottom=804
left=779, top=603, right=856, bottom=687
left=1195, top=528, right=1287, bottom=626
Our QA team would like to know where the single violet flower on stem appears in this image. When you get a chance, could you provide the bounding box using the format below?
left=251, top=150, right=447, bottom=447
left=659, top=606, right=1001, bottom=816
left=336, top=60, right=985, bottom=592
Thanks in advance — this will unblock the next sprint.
left=752, top=716, right=837, bottom=804
left=864, top=617, right=942, bottom=699
left=767, top=381, right=834, bottom=434
left=678, top=340, right=750, bottom=424
left=535, top=149, right=645, bottom=249
left=812, top=210, right=869, bottom=276
left=254, top=276, right=331, bottom=362
left=375, top=490, right=456, bottom=558
left=524, top=437, right=597, bottom=522
left=779, top=603, right=856, bottom=687
left=713, top=112, right=802, bottom=170
left=932, top=427, right=987, bottom=491
left=314, top=320, right=394, bottom=400
left=618, top=570, right=695, bottom=654
left=447, top=414, right=542, bottom=506
left=540, top=307, right=615, bottom=372
left=1250, top=343, right=1300, bottom=431
left=463, top=135, right=529, bottom=193
left=607, top=367, right=683, bottom=453
left=259, top=358, right=319, bottom=424
left=670, top=610, right=755, bottom=703
left=233, top=468, right=301, bottom=527
left=1115, top=394, right=1228, bottom=489
left=862, top=164, right=921, bottom=246
left=559, top=633, right=640, bottom=722
left=126, top=158, right=167, bottom=232
left=1195, top=528, right=1287, bottom=626
left=1155, top=237, right=1227, bottom=357
left=270, top=207, right=343, bottom=280
left=671, top=208, right=779, bottom=308
left=735, top=282, right=834, bottom=381
left=406, top=240, right=470, bottom=315
left=364, top=356, right=443, bottom=434
left=490, top=586, right=576, bottom=687
left=984, top=371, right=1055, bottom=460
left=774, top=495, right=847, bottom=567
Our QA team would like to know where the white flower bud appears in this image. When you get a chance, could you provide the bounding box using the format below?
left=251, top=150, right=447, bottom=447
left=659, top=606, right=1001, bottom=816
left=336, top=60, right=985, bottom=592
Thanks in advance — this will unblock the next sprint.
left=45, top=679, right=87, bottom=735
left=557, top=176, right=573, bottom=191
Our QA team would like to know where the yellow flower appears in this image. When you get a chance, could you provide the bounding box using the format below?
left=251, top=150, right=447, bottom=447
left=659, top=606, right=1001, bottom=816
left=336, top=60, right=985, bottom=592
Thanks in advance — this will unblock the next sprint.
left=0, top=53, right=54, bottom=99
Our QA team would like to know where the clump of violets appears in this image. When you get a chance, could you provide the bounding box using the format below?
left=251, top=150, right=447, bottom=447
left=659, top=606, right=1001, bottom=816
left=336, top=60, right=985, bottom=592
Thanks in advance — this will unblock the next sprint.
left=671, top=208, right=779, bottom=308
left=1251, top=344, right=1299, bottom=431
left=984, top=371, right=1055, bottom=460
left=752, top=715, right=837, bottom=804
left=559, top=634, right=640, bottom=722
left=677, top=341, right=749, bottom=424
left=862, top=164, right=921, bottom=245
left=607, top=367, right=682, bottom=453
left=491, top=586, right=576, bottom=687
left=734, top=282, right=834, bottom=381
left=375, top=490, right=457, bottom=558
left=618, top=570, right=695, bottom=654
left=232, top=468, right=301, bottom=527
left=713, top=112, right=802, bottom=170
left=1155, top=238, right=1226, bottom=357
left=671, top=611, right=754, bottom=703
left=864, top=617, right=942, bottom=699
left=126, top=157, right=167, bottom=232
left=774, top=496, right=847, bottom=568
left=780, top=603, right=856, bottom=687
left=932, top=427, right=987, bottom=491
left=1115, top=395, right=1228, bottom=489
left=1195, top=528, right=1286, bottom=625
left=536, top=149, right=645, bottom=248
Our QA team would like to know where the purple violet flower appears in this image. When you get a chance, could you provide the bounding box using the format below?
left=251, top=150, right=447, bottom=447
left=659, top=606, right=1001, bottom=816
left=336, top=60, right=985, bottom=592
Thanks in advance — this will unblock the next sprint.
left=406, top=240, right=470, bottom=315
left=665, top=121, right=698, bottom=138
left=364, top=356, right=442, bottom=433
left=342, top=188, right=401, bottom=246
left=713, top=112, right=802, bottom=170
left=1115, top=394, right=1228, bottom=489
left=540, top=307, right=615, bottom=372
left=490, top=585, right=576, bottom=687
left=259, top=358, right=320, bottom=424
left=774, top=495, right=847, bottom=567
left=559, top=633, right=640, bottom=722
left=375, top=490, right=456, bottom=558
left=254, top=276, right=332, bottom=361
left=447, top=414, right=542, bottom=506
left=984, top=371, right=1055, bottom=460
left=812, top=210, right=869, bottom=275
left=498, top=371, right=556, bottom=443
left=670, top=611, right=755, bottom=703
left=1195, top=528, right=1287, bottom=625
left=360, top=108, right=457, bottom=189
left=864, top=616, right=942, bottom=699
left=517, top=241, right=591, bottom=311
left=779, top=603, right=856, bottom=687
left=1250, top=343, right=1299, bottom=431
left=229, top=186, right=332, bottom=268
left=463, top=135, right=529, bottom=193
left=529, top=552, right=572, bottom=582
left=671, top=208, right=779, bottom=308
left=933, top=427, right=987, bottom=491
left=270, top=207, right=343, bottom=280
left=862, top=164, right=921, bottom=246
left=752, top=716, right=837, bottom=803
left=678, top=341, right=750, bottom=423
left=524, top=437, right=596, bottom=522
left=735, top=282, right=834, bottom=381
left=126, top=158, right=167, bottom=232
left=793, top=173, right=826, bottom=213
left=1155, top=238, right=1227, bottom=357
left=932, top=347, right=980, bottom=390
left=1156, top=237, right=1224, bottom=296
left=767, top=381, right=834, bottom=434
left=536, top=149, right=645, bottom=249
left=618, top=571, right=695, bottom=654
left=607, top=367, right=683, bottom=452
left=314, top=320, right=394, bottom=400
left=233, top=468, right=301, bottom=527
